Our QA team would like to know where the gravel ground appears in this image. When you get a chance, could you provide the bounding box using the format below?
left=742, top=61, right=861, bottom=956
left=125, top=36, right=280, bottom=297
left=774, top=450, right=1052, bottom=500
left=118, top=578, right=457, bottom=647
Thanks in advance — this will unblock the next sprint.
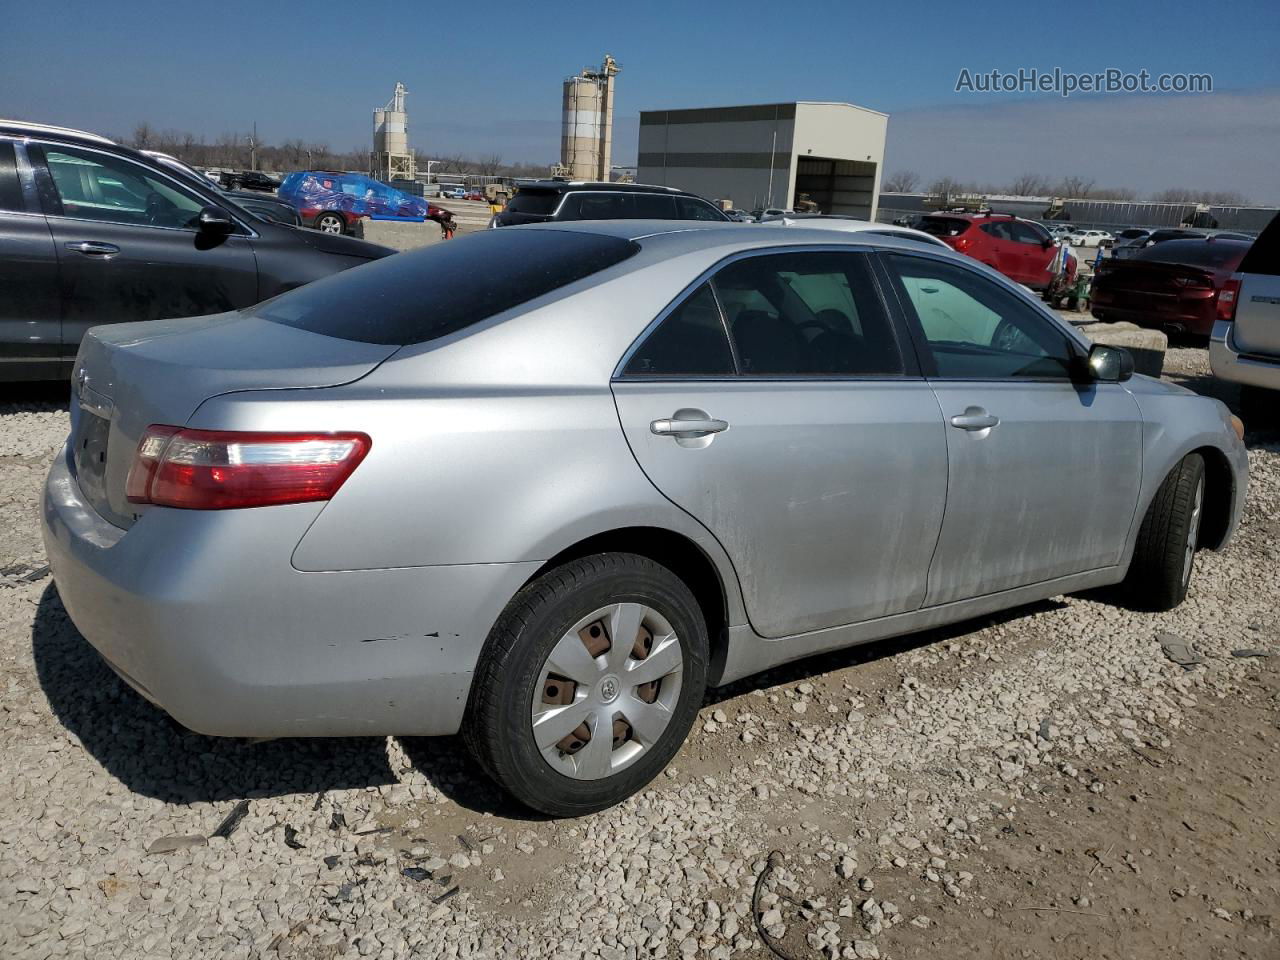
left=1, top=352, right=1277, bottom=960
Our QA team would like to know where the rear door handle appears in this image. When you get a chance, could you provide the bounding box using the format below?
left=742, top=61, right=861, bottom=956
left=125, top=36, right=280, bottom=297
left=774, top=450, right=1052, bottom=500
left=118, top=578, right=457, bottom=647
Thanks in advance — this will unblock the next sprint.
left=949, top=408, right=1000, bottom=431
left=65, top=241, right=120, bottom=257
left=650, top=417, right=729, bottom=438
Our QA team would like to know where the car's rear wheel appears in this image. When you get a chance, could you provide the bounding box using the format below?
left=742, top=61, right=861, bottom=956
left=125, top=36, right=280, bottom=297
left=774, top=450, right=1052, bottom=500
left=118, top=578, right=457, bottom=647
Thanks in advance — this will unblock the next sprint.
left=464, top=553, right=708, bottom=816
left=1122, top=453, right=1205, bottom=610
left=314, top=212, right=346, bottom=235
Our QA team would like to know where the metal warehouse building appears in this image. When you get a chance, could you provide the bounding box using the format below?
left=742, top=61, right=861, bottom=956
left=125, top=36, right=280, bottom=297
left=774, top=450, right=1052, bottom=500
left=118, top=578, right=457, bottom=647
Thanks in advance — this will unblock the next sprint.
left=637, top=101, right=887, bottom=217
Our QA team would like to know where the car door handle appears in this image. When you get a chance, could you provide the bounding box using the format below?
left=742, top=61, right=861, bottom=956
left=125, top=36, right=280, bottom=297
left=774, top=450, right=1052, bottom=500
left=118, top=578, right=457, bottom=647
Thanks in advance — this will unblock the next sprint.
left=65, top=241, right=120, bottom=257
left=650, top=417, right=729, bottom=437
left=949, top=409, right=1000, bottom=431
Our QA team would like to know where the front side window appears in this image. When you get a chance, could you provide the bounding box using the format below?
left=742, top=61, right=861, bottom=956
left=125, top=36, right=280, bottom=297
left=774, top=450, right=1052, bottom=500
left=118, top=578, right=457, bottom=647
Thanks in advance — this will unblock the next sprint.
left=1012, top=221, right=1049, bottom=245
left=886, top=254, right=1077, bottom=379
left=39, top=145, right=205, bottom=228
left=713, top=252, right=903, bottom=376
left=632, top=193, right=678, bottom=218
left=622, top=283, right=733, bottom=376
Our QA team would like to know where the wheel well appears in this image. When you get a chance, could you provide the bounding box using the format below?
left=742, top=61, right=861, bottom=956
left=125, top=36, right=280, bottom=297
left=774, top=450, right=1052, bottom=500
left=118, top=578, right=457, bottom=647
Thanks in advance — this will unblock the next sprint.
left=527, top=528, right=730, bottom=680
left=1193, top=446, right=1233, bottom=550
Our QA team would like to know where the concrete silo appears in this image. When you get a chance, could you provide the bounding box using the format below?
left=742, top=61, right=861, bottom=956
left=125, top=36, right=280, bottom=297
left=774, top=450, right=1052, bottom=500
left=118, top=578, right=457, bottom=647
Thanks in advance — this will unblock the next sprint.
left=560, top=55, right=620, bottom=181
left=371, top=82, right=416, bottom=182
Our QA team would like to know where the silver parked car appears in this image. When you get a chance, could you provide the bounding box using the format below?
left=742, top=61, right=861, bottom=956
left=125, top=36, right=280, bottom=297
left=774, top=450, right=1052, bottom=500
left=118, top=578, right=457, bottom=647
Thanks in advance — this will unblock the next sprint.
left=1211, top=212, right=1279, bottom=420
left=43, top=221, right=1248, bottom=815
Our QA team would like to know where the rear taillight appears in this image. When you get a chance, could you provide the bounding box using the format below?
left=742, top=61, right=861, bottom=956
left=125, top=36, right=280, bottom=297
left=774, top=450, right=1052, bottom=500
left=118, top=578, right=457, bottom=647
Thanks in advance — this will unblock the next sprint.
left=1217, top=276, right=1242, bottom=323
left=952, top=236, right=971, bottom=252
left=126, top=426, right=371, bottom=510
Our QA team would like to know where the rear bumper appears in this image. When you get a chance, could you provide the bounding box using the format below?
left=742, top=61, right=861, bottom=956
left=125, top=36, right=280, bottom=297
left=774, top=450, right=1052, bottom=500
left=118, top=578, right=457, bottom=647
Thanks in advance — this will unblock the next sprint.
left=1210, top=320, right=1280, bottom=390
left=1091, top=295, right=1215, bottom=337
left=41, top=446, right=538, bottom=737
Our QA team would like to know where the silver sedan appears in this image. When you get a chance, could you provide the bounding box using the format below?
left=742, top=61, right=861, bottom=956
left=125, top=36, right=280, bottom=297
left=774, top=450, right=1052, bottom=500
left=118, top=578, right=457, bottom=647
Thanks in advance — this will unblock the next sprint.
left=43, top=221, right=1248, bottom=815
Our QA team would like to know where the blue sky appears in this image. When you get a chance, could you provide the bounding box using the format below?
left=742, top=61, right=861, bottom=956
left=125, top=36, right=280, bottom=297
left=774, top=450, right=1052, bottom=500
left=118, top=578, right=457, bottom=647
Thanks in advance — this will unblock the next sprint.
left=4, top=0, right=1278, bottom=199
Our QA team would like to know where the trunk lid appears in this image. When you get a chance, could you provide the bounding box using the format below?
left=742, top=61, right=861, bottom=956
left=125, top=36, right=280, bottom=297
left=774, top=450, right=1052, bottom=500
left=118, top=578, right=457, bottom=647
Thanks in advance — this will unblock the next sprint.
left=69, top=312, right=398, bottom=528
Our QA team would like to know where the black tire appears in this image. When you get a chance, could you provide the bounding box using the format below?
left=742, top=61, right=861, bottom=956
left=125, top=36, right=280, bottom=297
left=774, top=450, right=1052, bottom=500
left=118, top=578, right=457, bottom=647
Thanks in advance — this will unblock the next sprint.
left=463, top=553, right=708, bottom=817
left=1122, top=453, right=1206, bottom=611
left=314, top=212, right=346, bottom=235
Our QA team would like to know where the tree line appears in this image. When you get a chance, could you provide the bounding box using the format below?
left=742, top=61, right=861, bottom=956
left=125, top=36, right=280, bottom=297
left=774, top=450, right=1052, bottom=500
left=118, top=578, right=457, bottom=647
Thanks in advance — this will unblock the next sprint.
left=120, top=123, right=553, bottom=180
left=881, top=169, right=1249, bottom=206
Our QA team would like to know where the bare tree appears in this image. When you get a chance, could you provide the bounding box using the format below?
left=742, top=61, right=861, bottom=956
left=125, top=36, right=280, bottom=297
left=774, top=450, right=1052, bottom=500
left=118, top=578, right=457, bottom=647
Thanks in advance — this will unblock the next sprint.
left=1056, top=176, right=1096, bottom=198
left=130, top=122, right=154, bottom=150
left=476, top=153, right=504, bottom=177
left=882, top=169, right=921, bottom=193
left=1008, top=173, right=1052, bottom=197
left=927, top=176, right=968, bottom=199
left=1151, top=186, right=1247, bottom=205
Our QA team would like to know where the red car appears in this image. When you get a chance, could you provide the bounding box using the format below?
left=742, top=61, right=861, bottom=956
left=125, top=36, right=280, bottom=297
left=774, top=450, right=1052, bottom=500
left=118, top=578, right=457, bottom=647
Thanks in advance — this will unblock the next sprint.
left=464, top=190, right=485, bottom=202
left=1090, top=237, right=1252, bottom=338
left=917, top=213, right=1075, bottom=291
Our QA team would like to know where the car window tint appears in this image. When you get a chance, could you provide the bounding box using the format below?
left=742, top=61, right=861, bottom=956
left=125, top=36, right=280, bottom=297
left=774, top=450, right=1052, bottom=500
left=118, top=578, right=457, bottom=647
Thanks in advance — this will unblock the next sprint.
left=919, top=217, right=970, bottom=238
left=676, top=197, right=725, bottom=221
left=887, top=254, right=1076, bottom=379
left=41, top=145, right=204, bottom=228
left=507, top=189, right=561, bottom=216
left=1238, top=214, right=1279, bottom=277
left=255, top=230, right=639, bottom=346
left=713, top=252, right=903, bottom=376
left=632, top=193, right=678, bottom=218
left=1011, top=222, right=1046, bottom=245
left=572, top=194, right=633, bottom=220
left=0, top=142, right=23, bottom=212
left=623, top=283, right=734, bottom=376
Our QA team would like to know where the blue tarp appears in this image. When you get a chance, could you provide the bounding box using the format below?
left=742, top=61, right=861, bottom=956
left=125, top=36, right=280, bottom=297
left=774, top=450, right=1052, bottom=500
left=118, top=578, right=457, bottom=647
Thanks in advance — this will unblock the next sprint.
left=279, top=171, right=435, bottom=220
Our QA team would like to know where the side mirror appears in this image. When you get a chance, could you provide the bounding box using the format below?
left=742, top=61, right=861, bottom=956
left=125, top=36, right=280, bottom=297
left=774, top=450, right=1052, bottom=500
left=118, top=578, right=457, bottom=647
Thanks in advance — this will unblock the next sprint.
left=1042, top=238, right=1053, bottom=249
left=197, top=205, right=236, bottom=236
left=1087, top=343, right=1134, bottom=382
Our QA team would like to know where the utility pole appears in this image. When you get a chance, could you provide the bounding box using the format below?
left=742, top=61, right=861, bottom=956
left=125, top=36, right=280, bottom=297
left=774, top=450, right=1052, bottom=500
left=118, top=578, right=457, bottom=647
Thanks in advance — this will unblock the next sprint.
left=248, top=122, right=258, bottom=171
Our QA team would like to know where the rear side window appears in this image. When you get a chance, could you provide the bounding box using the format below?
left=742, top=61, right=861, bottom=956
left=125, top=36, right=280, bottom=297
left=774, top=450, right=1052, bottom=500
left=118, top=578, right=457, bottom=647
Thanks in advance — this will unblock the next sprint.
left=918, top=217, right=970, bottom=238
left=0, top=142, right=23, bottom=211
left=623, top=284, right=733, bottom=376
left=1239, top=213, right=1279, bottom=277
left=507, top=189, right=561, bottom=216
left=254, top=230, right=639, bottom=345
left=715, top=252, right=903, bottom=376
left=568, top=193, right=631, bottom=219
left=632, top=193, right=678, bottom=218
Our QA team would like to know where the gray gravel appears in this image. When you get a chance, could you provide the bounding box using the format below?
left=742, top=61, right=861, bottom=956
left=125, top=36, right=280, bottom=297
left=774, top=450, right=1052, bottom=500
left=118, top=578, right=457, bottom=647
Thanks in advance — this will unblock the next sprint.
left=1, top=351, right=1276, bottom=959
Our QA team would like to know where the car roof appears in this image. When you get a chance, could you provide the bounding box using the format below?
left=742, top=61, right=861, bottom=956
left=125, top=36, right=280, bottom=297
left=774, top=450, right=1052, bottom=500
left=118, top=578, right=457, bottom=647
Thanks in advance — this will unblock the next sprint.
left=515, top=179, right=694, bottom=196
left=0, top=118, right=115, bottom=145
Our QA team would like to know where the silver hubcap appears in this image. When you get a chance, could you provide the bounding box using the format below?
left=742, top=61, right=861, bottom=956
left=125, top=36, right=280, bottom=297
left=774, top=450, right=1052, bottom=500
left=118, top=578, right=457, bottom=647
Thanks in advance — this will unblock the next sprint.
left=319, top=218, right=341, bottom=234
left=531, top=603, right=683, bottom=781
left=1182, top=476, right=1204, bottom=586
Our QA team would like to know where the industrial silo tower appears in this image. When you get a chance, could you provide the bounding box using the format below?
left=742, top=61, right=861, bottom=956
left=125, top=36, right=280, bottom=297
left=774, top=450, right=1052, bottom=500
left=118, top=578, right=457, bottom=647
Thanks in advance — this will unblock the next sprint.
left=371, top=82, right=416, bottom=182
left=560, top=55, right=620, bottom=181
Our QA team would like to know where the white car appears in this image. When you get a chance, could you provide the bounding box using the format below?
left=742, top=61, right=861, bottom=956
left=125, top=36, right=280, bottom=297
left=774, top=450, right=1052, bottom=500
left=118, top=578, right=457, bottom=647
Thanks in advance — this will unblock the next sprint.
left=1069, top=229, right=1113, bottom=247
left=766, top=215, right=950, bottom=248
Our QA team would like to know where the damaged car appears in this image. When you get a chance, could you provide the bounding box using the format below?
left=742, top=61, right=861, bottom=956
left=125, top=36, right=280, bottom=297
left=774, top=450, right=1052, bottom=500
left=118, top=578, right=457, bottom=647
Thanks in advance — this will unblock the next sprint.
left=44, top=222, right=1248, bottom=815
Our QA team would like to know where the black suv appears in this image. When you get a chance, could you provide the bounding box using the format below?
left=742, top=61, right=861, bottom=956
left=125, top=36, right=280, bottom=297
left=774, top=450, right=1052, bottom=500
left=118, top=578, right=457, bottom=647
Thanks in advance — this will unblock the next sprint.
left=0, top=121, right=393, bottom=382
left=490, top=180, right=730, bottom=227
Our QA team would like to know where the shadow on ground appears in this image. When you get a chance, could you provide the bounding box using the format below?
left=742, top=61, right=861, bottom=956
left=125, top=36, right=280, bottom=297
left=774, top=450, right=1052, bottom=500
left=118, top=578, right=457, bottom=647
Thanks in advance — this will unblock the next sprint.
left=32, top=577, right=1075, bottom=816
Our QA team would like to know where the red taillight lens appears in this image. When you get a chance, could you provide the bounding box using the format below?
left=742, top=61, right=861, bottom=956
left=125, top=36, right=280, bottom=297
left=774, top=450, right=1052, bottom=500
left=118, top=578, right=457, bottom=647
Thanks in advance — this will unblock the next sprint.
left=126, top=427, right=371, bottom=510
left=952, top=236, right=970, bottom=252
left=1217, top=276, right=1241, bottom=323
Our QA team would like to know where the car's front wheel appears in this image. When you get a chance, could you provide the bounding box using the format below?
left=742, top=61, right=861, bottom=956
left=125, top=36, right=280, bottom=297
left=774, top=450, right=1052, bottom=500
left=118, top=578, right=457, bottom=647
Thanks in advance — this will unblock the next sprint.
left=464, top=553, right=708, bottom=816
left=1122, top=453, right=1205, bottom=610
left=314, top=212, right=346, bottom=235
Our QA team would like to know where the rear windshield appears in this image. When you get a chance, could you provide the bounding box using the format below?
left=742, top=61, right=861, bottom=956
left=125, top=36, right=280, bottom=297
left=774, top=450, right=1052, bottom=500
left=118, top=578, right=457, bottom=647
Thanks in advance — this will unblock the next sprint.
left=1135, top=239, right=1251, bottom=270
left=1239, top=213, right=1280, bottom=277
left=917, top=217, right=970, bottom=238
left=507, top=189, right=562, bottom=216
left=253, top=230, right=639, bottom=345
